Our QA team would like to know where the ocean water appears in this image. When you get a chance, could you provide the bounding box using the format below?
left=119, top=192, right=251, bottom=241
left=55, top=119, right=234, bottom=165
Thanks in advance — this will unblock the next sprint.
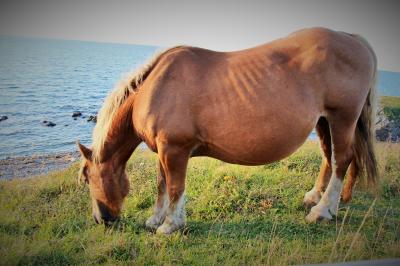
left=0, top=37, right=157, bottom=159
left=0, top=37, right=399, bottom=159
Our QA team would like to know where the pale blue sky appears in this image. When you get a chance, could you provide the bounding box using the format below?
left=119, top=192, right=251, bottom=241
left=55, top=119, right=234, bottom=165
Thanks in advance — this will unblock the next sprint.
left=1, top=0, right=399, bottom=71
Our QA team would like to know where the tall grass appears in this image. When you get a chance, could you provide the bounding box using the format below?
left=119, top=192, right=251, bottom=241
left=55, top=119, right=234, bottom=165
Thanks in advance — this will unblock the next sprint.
left=0, top=141, right=399, bottom=265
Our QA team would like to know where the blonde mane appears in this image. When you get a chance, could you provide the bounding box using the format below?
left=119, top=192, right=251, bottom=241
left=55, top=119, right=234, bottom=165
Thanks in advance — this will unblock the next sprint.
left=91, top=46, right=184, bottom=162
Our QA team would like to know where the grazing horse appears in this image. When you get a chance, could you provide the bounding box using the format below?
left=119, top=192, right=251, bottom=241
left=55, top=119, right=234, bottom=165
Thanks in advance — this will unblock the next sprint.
left=77, top=27, right=378, bottom=234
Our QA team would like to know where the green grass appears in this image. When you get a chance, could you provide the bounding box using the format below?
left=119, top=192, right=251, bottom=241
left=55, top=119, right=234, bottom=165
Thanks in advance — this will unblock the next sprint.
left=1, top=141, right=399, bottom=265
left=380, top=96, right=400, bottom=122
left=381, top=96, right=400, bottom=109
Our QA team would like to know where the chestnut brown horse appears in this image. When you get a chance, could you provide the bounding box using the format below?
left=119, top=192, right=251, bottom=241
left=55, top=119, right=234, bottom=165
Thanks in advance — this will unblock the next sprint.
left=78, top=27, right=378, bottom=234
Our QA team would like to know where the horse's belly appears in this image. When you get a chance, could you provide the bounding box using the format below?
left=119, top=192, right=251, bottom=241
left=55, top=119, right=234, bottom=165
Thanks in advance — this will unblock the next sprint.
left=194, top=118, right=315, bottom=165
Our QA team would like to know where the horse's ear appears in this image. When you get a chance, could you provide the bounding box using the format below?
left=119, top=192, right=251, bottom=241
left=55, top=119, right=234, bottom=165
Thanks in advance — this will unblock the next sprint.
left=77, top=140, right=92, bottom=161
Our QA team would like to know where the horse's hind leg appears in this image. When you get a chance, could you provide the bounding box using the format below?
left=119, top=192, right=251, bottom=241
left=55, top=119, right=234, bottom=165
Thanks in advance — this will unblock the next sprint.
left=155, top=144, right=190, bottom=234
left=306, top=118, right=356, bottom=222
left=304, top=117, right=332, bottom=208
left=145, top=161, right=169, bottom=230
left=341, top=159, right=358, bottom=203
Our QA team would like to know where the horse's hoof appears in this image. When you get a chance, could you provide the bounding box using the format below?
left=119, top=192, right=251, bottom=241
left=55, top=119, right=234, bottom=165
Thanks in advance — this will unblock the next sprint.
left=328, top=203, right=340, bottom=216
left=145, top=216, right=163, bottom=231
left=303, top=189, right=321, bottom=210
left=303, top=200, right=317, bottom=210
left=306, top=205, right=332, bottom=223
left=341, top=193, right=352, bottom=204
left=156, top=221, right=184, bottom=235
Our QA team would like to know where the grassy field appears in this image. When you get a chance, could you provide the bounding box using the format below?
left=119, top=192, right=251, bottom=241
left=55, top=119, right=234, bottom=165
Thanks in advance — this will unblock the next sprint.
left=380, top=96, right=400, bottom=122
left=380, top=96, right=400, bottom=109
left=0, top=141, right=399, bottom=265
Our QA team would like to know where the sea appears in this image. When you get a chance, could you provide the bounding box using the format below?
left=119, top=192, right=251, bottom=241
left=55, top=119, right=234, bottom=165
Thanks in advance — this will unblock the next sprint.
left=0, top=36, right=399, bottom=159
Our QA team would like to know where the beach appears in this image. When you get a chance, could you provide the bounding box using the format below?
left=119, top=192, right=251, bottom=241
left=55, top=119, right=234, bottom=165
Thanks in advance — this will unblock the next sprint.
left=0, top=151, right=80, bottom=179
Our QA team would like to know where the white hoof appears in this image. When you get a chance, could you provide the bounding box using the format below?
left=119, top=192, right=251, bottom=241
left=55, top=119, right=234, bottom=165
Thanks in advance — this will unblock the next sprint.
left=145, top=215, right=164, bottom=230
left=156, top=219, right=184, bottom=235
left=303, top=188, right=321, bottom=208
left=306, top=205, right=332, bottom=223
left=329, top=200, right=339, bottom=216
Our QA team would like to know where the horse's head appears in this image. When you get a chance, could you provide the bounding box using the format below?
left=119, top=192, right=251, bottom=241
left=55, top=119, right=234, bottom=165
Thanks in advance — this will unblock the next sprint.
left=77, top=141, right=129, bottom=225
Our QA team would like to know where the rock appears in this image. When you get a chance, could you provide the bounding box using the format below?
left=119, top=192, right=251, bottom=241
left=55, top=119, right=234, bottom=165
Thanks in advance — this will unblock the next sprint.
left=375, top=107, right=400, bottom=143
left=0, top=115, right=8, bottom=122
left=42, top=121, right=56, bottom=127
left=87, top=115, right=97, bottom=123
left=375, top=121, right=400, bottom=143
left=72, top=111, right=82, bottom=117
left=376, top=127, right=389, bottom=141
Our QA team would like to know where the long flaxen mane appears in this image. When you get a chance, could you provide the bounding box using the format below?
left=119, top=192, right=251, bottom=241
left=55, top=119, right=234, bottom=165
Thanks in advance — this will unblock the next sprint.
left=91, top=46, right=185, bottom=162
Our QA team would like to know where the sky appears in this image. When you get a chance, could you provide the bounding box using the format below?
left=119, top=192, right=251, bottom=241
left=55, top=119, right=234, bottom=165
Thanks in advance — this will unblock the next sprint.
left=0, top=0, right=399, bottom=72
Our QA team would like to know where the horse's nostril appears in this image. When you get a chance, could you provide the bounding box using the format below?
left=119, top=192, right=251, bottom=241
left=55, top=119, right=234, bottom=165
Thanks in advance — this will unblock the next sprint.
left=102, top=213, right=117, bottom=224
left=96, top=200, right=118, bottom=224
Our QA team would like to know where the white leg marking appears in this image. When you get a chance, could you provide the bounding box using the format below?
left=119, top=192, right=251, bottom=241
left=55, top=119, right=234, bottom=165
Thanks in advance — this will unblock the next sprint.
left=303, top=186, right=322, bottom=207
left=145, top=192, right=169, bottom=230
left=156, top=193, right=186, bottom=234
left=306, top=144, right=343, bottom=223
left=306, top=175, right=343, bottom=222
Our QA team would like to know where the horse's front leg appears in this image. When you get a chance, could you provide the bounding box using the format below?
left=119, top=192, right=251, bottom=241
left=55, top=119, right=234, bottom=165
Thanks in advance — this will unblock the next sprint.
left=155, top=144, right=189, bottom=234
left=145, top=161, right=169, bottom=230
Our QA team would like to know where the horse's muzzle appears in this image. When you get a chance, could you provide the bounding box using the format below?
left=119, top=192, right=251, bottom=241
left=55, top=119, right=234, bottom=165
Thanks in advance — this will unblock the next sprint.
left=94, top=200, right=118, bottom=226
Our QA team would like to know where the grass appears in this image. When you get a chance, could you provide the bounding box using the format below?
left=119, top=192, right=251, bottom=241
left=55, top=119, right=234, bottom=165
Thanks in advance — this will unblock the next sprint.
left=380, top=96, right=400, bottom=122
left=380, top=96, right=400, bottom=109
left=0, top=141, right=399, bottom=265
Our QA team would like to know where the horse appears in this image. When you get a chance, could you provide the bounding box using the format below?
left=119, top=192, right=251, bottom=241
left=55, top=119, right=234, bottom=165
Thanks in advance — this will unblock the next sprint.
left=77, top=27, right=378, bottom=234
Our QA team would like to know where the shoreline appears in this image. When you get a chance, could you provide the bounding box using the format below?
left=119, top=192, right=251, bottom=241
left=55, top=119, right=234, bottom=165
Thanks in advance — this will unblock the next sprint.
left=1, top=139, right=398, bottom=180
left=0, top=151, right=80, bottom=180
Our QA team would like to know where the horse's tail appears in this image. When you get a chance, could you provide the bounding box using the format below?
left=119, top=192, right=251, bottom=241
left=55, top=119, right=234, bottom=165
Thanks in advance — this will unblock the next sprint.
left=343, top=35, right=378, bottom=201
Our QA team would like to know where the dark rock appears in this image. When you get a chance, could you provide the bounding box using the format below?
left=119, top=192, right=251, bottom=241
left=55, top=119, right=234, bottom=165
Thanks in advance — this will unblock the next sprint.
left=73, top=117, right=77, bottom=121
left=72, top=111, right=82, bottom=117
left=376, top=122, right=400, bottom=143
left=375, top=106, right=400, bottom=143
left=0, top=115, right=8, bottom=122
left=376, top=127, right=389, bottom=141
left=87, top=115, right=97, bottom=123
left=42, top=121, right=56, bottom=127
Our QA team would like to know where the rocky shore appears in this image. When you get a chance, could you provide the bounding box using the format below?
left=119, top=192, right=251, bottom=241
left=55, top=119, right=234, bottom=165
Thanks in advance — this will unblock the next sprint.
left=1, top=105, right=399, bottom=180
left=375, top=107, right=400, bottom=142
left=0, top=111, right=97, bottom=127
left=0, top=151, right=80, bottom=180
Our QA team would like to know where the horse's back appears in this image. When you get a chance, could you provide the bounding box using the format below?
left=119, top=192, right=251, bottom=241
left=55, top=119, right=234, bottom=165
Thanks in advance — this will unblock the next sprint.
left=133, top=28, right=375, bottom=164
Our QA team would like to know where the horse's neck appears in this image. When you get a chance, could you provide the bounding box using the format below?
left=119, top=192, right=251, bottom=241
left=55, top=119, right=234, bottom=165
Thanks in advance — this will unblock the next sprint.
left=100, top=97, right=141, bottom=164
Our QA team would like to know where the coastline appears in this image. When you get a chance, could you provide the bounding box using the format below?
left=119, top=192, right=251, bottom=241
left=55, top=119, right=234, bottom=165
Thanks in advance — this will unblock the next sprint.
left=0, top=151, right=80, bottom=180
left=0, top=137, right=398, bottom=180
